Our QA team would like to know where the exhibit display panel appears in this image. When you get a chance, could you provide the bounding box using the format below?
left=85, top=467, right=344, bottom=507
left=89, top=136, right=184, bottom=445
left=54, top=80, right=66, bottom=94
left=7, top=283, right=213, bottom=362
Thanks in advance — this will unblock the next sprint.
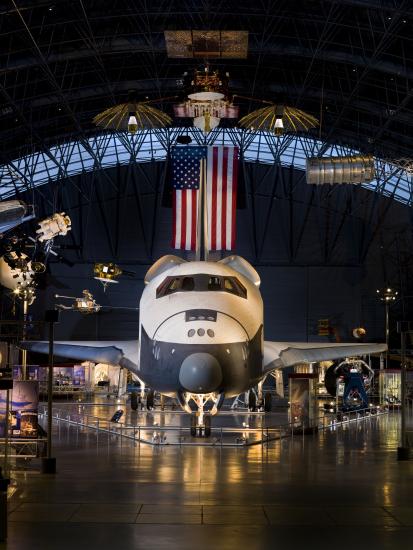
left=378, top=370, right=401, bottom=405
left=9, top=362, right=127, bottom=397
left=288, top=373, right=318, bottom=430
left=0, top=380, right=39, bottom=438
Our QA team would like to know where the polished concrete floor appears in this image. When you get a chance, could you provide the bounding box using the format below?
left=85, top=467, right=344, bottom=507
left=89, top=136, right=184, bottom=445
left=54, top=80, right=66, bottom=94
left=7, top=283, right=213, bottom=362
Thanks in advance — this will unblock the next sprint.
left=3, top=404, right=413, bottom=550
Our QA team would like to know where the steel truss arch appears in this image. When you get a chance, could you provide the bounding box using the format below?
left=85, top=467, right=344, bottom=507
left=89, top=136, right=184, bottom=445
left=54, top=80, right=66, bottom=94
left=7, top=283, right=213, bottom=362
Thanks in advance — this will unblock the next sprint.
left=0, top=128, right=411, bottom=206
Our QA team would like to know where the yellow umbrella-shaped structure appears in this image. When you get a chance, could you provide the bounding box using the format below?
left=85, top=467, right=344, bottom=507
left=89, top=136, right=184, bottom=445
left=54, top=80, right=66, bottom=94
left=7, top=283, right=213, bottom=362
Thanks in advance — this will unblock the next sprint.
left=238, top=104, right=318, bottom=135
left=93, top=102, right=172, bottom=133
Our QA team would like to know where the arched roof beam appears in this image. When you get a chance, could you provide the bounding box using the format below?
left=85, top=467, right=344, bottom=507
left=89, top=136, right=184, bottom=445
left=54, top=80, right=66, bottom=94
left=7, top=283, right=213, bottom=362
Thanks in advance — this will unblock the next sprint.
left=1, top=40, right=411, bottom=81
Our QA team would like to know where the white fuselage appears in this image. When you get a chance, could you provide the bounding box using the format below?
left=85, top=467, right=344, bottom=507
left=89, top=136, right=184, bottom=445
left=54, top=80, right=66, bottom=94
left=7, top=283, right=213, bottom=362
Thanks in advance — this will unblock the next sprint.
left=137, top=260, right=264, bottom=397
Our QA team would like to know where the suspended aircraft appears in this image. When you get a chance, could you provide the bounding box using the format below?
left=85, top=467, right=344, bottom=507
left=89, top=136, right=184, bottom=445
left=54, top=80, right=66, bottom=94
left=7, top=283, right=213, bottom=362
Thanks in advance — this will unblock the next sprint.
left=0, top=200, right=34, bottom=235
left=21, top=254, right=386, bottom=432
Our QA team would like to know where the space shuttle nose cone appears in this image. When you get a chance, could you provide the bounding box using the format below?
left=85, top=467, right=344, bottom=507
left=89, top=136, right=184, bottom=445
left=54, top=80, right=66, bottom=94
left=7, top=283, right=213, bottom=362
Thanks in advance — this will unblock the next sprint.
left=179, top=353, right=222, bottom=393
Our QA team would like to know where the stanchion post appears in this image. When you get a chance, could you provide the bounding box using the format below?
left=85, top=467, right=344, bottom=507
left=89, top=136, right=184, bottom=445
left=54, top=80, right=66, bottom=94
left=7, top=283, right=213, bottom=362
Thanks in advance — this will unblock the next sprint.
left=42, top=309, right=59, bottom=474
left=397, top=322, right=411, bottom=461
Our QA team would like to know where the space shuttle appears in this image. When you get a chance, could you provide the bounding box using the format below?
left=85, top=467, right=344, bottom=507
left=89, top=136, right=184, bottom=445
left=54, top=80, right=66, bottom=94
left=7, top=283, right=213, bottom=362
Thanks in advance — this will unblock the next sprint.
left=22, top=254, right=387, bottom=427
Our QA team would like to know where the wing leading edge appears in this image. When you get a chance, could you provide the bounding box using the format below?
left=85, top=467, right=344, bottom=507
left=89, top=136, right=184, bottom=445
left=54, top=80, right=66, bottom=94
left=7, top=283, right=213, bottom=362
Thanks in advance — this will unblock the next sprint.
left=263, top=341, right=387, bottom=373
left=19, top=340, right=140, bottom=374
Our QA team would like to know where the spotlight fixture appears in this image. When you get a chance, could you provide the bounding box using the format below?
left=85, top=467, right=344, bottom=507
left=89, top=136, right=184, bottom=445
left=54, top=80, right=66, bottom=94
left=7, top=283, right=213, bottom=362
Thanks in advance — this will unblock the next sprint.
left=93, top=102, right=172, bottom=133
left=238, top=104, right=318, bottom=135
left=376, top=286, right=398, bottom=302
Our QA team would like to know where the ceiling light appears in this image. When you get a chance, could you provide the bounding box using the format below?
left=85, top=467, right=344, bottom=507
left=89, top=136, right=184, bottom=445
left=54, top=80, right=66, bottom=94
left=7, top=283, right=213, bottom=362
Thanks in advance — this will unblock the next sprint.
left=274, top=118, right=283, bottom=128
left=128, top=114, right=138, bottom=134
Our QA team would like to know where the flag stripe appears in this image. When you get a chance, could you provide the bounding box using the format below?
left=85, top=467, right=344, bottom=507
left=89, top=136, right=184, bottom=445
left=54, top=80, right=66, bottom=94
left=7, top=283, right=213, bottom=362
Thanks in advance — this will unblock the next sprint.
left=185, top=190, right=191, bottom=250
left=231, top=148, right=238, bottom=249
left=211, top=147, right=218, bottom=251
left=216, top=147, right=223, bottom=250
left=180, top=190, right=187, bottom=250
left=206, top=150, right=213, bottom=252
left=221, top=147, right=228, bottom=250
left=175, top=191, right=182, bottom=249
left=172, top=145, right=238, bottom=252
left=206, top=145, right=239, bottom=251
left=225, top=148, right=234, bottom=250
left=191, top=190, right=197, bottom=251
left=172, top=190, right=177, bottom=248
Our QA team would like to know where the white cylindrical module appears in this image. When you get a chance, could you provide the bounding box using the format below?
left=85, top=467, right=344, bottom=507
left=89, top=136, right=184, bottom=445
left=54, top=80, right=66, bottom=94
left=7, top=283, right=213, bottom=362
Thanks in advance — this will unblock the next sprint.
left=306, top=155, right=375, bottom=185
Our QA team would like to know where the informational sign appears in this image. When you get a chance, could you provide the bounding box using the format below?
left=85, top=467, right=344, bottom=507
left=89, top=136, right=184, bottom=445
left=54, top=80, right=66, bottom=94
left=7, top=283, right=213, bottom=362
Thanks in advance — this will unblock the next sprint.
left=0, top=380, right=39, bottom=438
left=378, top=370, right=401, bottom=405
left=12, top=365, right=39, bottom=381
left=288, top=374, right=318, bottom=429
left=73, top=365, right=85, bottom=386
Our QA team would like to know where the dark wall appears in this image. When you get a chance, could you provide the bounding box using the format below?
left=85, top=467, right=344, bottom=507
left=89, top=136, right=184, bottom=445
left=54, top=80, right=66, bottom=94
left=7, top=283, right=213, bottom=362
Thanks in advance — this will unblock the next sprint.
left=13, top=160, right=413, bottom=345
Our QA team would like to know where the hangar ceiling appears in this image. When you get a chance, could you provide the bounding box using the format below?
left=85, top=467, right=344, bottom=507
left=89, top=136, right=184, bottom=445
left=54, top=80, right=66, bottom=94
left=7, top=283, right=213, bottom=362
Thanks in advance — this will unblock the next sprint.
left=0, top=1, right=412, bottom=342
left=0, top=0, right=412, bottom=161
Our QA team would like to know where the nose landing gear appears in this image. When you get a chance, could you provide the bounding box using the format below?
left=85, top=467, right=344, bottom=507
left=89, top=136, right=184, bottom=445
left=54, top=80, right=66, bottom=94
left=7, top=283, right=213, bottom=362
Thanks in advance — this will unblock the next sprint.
left=177, top=392, right=225, bottom=438
left=190, top=413, right=211, bottom=437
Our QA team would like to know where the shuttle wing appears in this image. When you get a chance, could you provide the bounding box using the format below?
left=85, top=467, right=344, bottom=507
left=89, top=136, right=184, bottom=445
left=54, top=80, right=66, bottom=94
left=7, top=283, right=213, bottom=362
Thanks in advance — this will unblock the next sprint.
left=263, top=341, right=387, bottom=373
left=20, top=340, right=140, bottom=374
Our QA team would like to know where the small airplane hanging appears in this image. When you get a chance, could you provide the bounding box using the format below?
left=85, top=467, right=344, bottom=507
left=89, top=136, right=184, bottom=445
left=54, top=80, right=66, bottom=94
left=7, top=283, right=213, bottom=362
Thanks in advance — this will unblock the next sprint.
left=55, top=290, right=139, bottom=315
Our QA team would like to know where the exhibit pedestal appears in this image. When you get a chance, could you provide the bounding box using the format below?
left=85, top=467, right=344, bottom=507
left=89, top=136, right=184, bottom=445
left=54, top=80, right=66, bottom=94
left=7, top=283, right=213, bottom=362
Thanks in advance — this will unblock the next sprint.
left=41, top=457, right=56, bottom=474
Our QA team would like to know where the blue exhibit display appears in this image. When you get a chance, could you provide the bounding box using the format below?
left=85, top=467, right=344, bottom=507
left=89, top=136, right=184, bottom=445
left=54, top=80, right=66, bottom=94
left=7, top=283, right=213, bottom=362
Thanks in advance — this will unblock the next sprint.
left=342, top=371, right=369, bottom=412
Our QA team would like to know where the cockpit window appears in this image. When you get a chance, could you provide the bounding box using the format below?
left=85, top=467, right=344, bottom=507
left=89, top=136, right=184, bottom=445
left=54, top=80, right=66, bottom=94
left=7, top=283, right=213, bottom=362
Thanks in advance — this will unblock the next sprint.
left=181, top=277, right=195, bottom=291
left=208, top=276, right=222, bottom=291
left=156, top=274, right=247, bottom=299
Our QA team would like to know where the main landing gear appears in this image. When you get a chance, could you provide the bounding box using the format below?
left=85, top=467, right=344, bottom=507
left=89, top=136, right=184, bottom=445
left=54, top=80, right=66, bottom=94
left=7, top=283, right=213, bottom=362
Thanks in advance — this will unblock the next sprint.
left=130, top=386, right=154, bottom=411
left=177, top=392, right=225, bottom=438
left=246, top=384, right=272, bottom=412
left=191, top=414, right=211, bottom=437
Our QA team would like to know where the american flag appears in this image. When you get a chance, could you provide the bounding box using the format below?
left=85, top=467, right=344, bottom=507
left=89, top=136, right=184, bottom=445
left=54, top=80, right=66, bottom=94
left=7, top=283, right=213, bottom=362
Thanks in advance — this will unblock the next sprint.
left=171, top=145, right=239, bottom=251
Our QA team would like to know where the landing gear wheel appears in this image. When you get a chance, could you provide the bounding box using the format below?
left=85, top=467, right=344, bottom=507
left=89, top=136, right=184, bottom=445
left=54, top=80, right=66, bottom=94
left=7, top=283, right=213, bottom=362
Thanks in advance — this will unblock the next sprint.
left=146, top=390, right=154, bottom=410
left=190, top=414, right=197, bottom=437
left=248, top=391, right=256, bottom=412
left=130, top=391, right=138, bottom=411
left=264, top=392, right=272, bottom=412
left=204, top=415, right=211, bottom=437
